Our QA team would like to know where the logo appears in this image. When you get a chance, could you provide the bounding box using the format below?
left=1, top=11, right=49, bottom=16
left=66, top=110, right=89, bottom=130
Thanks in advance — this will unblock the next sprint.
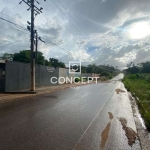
left=69, top=61, right=81, bottom=74
left=49, top=61, right=99, bottom=85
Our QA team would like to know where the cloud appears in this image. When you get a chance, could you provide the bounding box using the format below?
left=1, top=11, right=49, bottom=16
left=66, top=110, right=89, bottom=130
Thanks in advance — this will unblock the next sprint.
left=101, top=0, right=106, bottom=4
left=1, top=0, right=150, bottom=69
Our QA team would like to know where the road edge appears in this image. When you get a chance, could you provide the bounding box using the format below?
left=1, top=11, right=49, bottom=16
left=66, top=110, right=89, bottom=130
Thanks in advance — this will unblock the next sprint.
left=128, top=92, right=150, bottom=150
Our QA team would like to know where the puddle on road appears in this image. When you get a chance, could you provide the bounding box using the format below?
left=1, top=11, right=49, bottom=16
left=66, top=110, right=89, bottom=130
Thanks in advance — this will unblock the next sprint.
left=100, top=112, right=114, bottom=149
left=118, top=117, right=137, bottom=146
left=100, top=122, right=111, bottom=149
left=115, top=89, right=125, bottom=94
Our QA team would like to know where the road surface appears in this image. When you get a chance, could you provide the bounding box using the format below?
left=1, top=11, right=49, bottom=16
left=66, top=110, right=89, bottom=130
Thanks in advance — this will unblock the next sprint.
left=0, top=74, right=141, bottom=150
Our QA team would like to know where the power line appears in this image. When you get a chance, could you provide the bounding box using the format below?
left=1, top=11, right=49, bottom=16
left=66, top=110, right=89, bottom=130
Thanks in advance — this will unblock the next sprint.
left=0, top=36, right=30, bottom=49
left=57, top=0, right=95, bottom=46
left=0, top=17, right=28, bottom=32
left=39, top=2, right=77, bottom=37
left=50, top=0, right=96, bottom=48
left=49, top=0, right=86, bottom=40
left=42, top=40, right=119, bottom=72
left=39, top=0, right=93, bottom=61
left=0, top=11, right=32, bottom=36
left=1, top=2, right=21, bottom=16
left=44, top=40, right=85, bottom=61
left=39, top=0, right=93, bottom=46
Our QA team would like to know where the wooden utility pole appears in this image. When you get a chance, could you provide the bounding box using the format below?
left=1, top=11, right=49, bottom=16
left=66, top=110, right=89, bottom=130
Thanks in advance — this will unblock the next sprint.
left=35, top=30, right=38, bottom=64
left=30, top=0, right=35, bottom=91
left=21, top=0, right=45, bottom=91
left=35, top=30, right=45, bottom=64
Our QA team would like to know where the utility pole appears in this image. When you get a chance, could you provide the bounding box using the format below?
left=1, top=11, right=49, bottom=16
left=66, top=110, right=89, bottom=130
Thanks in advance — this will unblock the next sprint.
left=21, top=0, right=46, bottom=91
left=35, top=31, right=45, bottom=64
left=35, top=30, right=38, bottom=64
left=31, top=0, right=35, bottom=91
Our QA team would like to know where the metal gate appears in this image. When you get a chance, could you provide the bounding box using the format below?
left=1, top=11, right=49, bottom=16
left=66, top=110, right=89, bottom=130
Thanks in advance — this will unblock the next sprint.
left=0, top=63, right=5, bottom=92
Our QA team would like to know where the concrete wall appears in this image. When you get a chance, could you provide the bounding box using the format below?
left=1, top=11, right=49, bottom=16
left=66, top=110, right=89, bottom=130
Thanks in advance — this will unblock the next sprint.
left=91, top=73, right=99, bottom=77
left=81, top=73, right=92, bottom=78
left=58, top=68, right=80, bottom=84
left=35, top=65, right=59, bottom=87
left=5, top=62, right=30, bottom=92
left=81, top=73, right=99, bottom=80
left=4, top=61, right=100, bottom=92
left=5, top=62, right=59, bottom=92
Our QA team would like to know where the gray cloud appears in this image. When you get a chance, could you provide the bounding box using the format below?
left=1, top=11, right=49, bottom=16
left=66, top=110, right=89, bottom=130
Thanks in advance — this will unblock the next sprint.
left=1, top=0, right=150, bottom=68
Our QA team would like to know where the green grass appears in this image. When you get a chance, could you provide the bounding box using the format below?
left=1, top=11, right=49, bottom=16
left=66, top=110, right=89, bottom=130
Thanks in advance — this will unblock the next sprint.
left=123, top=74, right=150, bottom=130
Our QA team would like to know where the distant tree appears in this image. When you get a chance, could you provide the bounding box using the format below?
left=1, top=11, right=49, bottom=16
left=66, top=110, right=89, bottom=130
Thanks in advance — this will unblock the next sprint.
left=59, top=62, right=66, bottom=68
left=127, top=62, right=135, bottom=68
left=45, top=59, right=52, bottom=66
left=81, top=66, right=87, bottom=73
left=80, top=64, right=118, bottom=78
left=36, top=51, right=45, bottom=65
left=125, top=61, right=150, bottom=74
left=86, top=64, right=97, bottom=73
left=49, top=58, right=66, bottom=68
left=140, top=61, right=150, bottom=73
left=101, top=71, right=111, bottom=76
left=13, top=50, right=45, bottom=65
left=13, top=50, right=31, bottom=63
left=126, top=66, right=139, bottom=74
left=0, top=53, right=13, bottom=61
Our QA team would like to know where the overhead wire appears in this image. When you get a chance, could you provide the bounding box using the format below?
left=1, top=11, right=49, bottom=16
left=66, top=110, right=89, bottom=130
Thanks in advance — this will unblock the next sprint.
left=57, top=0, right=95, bottom=47
left=0, top=17, right=28, bottom=31
left=38, top=0, right=93, bottom=57
left=49, top=0, right=86, bottom=39
left=42, top=39, right=118, bottom=72
left=42, top=38, right=85, bottom=61
left=39, top=2, right=77, bottom=37
left=0, top=36, right=30, bottom=49
left=0, top=2, right=21, bottom=16
left=0, top=0, right=116, bottom=72
left=0, top=17, right=29, bottom=36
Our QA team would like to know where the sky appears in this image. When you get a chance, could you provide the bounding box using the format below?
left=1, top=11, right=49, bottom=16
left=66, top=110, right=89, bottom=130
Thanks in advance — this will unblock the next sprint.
left=0, top=0, right=150, bottom=69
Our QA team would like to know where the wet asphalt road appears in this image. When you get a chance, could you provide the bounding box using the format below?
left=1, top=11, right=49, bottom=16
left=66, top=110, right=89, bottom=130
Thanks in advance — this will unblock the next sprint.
left=0, top=74, right=140, bottom=150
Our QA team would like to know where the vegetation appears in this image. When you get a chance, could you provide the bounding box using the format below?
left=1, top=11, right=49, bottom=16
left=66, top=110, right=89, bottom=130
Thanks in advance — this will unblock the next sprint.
left=0, top=50, right=66, bottom=68
left=0, top=51, right=119, bottom=79
left=123, top=61, right=150, bottom=130
left=81, top=64, right=119, bottom=79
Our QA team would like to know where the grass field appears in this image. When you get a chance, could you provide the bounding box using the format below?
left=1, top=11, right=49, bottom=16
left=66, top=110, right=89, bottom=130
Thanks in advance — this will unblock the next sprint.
left=123, top=74, right=150, bottom=130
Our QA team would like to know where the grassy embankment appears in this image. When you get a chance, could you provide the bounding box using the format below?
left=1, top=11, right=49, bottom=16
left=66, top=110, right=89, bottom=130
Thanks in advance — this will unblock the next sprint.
left=123, top=74, right=150, bottom=130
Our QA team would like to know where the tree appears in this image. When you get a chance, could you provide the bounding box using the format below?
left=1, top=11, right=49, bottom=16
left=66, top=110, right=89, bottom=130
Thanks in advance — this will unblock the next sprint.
left=49, top=58, right=66, bottom=68
left=59, top=62, right=66, bottom=68
left=13, top=50, right=31, bottom=63
left=0, top=53, right=13, bottom=61
left=13, top=50, right=45, bottom=65
left=81, top=66, right=87, bottom=73
left=127, top=62, right=135, bottom=68
left=140, top=61, right=150, bottom=73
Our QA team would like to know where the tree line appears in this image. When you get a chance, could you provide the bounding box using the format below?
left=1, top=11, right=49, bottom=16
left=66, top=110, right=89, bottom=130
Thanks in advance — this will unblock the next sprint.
left=0, top=50, right=66, bottom=68
left=0, top=50, right=120, bottom=77
left=124, top=61, right=150, bottom=74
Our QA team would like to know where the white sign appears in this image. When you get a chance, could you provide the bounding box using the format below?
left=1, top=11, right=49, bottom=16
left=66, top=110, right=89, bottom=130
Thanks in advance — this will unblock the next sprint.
left=46, top=67, right=55, bottom=72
